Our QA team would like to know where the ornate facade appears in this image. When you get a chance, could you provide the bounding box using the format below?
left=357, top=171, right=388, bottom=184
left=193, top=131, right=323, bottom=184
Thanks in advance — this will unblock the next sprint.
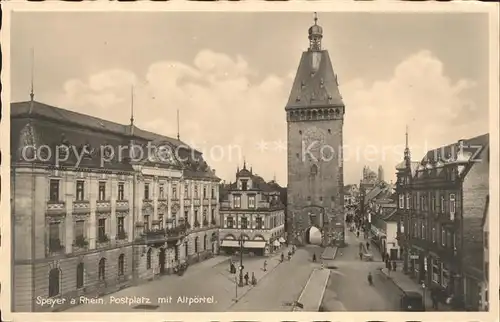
left=10, top=100, right=220, bottom=312
left=219, top=164, right=285, bottom=256
left=397, top=131, right=489, bottom=310
left=286, top=15, right=345, bottom=246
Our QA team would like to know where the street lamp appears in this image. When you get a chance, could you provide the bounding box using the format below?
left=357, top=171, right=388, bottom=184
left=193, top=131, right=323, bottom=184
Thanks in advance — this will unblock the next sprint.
left=421, top=282, right=426, bottom=310
left=238, top=234, right=245, bottom=287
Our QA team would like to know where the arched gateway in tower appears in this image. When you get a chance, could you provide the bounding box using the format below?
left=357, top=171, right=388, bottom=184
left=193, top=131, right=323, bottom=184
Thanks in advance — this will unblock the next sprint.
left=286, top=13, right=345, bottom=247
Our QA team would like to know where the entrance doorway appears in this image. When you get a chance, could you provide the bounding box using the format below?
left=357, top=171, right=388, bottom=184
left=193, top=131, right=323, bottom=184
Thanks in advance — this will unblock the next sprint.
left=159, top=248, right=166, bottom=275
left=305, top=226, right=322, bottom=245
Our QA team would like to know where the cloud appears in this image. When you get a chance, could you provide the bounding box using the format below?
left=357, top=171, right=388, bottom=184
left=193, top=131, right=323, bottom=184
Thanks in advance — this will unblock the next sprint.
left=341, top=50, right=485, bottom=183
left=54, top=49, right=485, bottom=185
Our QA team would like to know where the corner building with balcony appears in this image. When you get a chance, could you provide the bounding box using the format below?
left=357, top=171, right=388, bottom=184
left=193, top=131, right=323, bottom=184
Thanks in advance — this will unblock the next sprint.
left=397, top=132, right=489, bottom=310
left=10, top=100, right=221, bottom=312
left=219, top=164, right=286, bottom=256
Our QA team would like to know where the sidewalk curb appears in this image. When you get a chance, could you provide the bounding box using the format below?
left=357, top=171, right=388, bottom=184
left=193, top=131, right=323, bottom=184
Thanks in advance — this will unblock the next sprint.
left=293, top=268, right=330, bottom=312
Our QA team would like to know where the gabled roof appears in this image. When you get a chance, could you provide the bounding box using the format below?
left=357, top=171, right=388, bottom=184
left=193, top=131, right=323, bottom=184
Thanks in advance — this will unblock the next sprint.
left=285, top=50, right=344, bottom=109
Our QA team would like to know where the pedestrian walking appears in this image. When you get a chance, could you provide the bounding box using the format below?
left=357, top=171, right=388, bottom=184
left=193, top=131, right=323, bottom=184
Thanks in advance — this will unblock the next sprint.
left=356, top=231, right=360, bottom=238
left=244, top=272, right=249, bottom=285
left=359, top=252, right=363, bottom=260
left=263, top=260, right=267, bottom=272
left=251, top=272, right=257, bottom=285
left=431, top=289, right=439, bottom=311
left=280, top=253, right=284, bottom=263
left=381, top=252, right=385, bottom=262
left=392, top=261, right=397, bottom=271
left=312, top=253, right=317, bottom=262
left=366, top=242, right=370, bottom=251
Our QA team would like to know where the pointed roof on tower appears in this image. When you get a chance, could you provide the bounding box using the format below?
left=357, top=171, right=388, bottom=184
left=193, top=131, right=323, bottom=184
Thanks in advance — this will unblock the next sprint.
left=285, top=14, right=344, bottom=110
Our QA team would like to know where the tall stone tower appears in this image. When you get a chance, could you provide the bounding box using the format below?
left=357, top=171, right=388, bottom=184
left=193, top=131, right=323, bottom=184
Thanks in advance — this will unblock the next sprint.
left=286, top=14, right=345, bottom=246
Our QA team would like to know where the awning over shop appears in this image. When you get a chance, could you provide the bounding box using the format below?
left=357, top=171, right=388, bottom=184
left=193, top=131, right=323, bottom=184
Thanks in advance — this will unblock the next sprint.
left=279, top=237, right=286, bottom=243
left=273, top=240, right=280, bottom=247
left=221, top=240, right=240, bottom=247
left=221, top=240, right=266, bottom=248
left=244, top=241, right=266, bottom=249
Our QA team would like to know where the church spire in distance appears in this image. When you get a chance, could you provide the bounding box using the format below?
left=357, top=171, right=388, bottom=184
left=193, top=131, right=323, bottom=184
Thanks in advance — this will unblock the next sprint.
left=404, top=125, right=411, bottom=166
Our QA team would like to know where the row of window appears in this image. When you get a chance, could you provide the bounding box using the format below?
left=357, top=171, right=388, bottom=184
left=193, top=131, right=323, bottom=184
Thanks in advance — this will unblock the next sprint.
left=49, top=179, right=218, bottom=203
left=399, top=192, right=456, bottom=214
left=408, top=219, right=456, bottom=248
left=48, top=217, right=128, bottom=253
left=226, top=216, right=264, bottom=229
left=48, top=208, right=219, bottom=254
left=225, top=215, right=283, bottom=230
left=48, top=235, right=218, bottom=298
left=48, top=256, right=123, bottom=298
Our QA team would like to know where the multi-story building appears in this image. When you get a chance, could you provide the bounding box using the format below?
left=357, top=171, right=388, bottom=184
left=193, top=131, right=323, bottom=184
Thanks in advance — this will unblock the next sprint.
left=10, top=99, right=221, bottom=312
left=219, top=164, right=285, bottom=256
left=397, top=132, right=489, bottom=310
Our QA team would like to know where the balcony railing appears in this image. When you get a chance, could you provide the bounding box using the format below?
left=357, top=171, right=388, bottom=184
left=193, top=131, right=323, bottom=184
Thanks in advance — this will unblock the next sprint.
left=139, top=229, right=167, bottom=244
left=184, top=199, right=191, bottom=207
left=116, top=200, right=129, bottom=211
left=73, top=235, right=89, bottom=249
left=48, top=238, right=65, bottom=255
left=211, top=199, right=218, bottom=205
left=96, top=200, right=111, bottom=211
left=116, top=231, right=128, bottom=240
left=203, top=199, right=209, bottom=206
left=47, top=201, right=66, bottom=214
left=73, top=201, right=90, bottom=213
left=193, top=199, right=201, bottom=206
left=166, top=225, right=187, bottom=240
left=258, top=201, right=270, bottom=209
left=97, top=234, right=110, bottom=247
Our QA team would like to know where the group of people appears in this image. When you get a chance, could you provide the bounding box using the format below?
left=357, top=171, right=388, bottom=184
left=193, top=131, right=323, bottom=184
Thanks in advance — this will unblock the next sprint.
left=280, top=245, right=296, bottom=263
left=229, top=260, right=257, bottom=286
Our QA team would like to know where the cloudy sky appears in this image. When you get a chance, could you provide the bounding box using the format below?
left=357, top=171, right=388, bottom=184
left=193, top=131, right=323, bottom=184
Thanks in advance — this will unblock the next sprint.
left=10, top=11, right=489, bottom=185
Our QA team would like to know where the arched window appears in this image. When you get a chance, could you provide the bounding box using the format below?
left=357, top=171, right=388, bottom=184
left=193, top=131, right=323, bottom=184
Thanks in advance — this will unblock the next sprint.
left=76, top=263, right=84, bottom=289
left=194, top=237, right=199, bottom=253
left=48, top=268, right=60, bottom=297
left=146, top=248, right=152, bottom=269
left=185, top=241, right=189, bottom=257
left=310, top=164, right=318, bottom=176
left=118, top=254, right=125, bottom=276
left=98, top=258, right=106, bottom=281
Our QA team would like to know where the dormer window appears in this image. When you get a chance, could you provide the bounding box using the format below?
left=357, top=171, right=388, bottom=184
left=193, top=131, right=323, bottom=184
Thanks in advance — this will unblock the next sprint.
left=241, top=180, right=248, bottom=191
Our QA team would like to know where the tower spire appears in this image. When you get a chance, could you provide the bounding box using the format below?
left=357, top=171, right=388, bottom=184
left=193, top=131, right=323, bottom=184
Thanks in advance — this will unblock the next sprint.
left=130, top=85, right=135, bottom=135
left=405, top=125, right=409, bottom=149
left=177, top=109, right=180, bottom=140
left=404, top=125, right=411, bottom=164
left=30, top=47, right=35, bottom=102
left=243, top=157, right=247, bottom=170
left=28, top=47, right=35, bottom=115
left=308, top=12, right=323, bottom=51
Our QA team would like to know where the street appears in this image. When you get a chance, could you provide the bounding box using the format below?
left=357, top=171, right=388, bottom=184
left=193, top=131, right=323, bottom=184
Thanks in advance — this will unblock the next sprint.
left=66, top=245, right=319, bottom=312
left=321, top=229, right=403, bottom=311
